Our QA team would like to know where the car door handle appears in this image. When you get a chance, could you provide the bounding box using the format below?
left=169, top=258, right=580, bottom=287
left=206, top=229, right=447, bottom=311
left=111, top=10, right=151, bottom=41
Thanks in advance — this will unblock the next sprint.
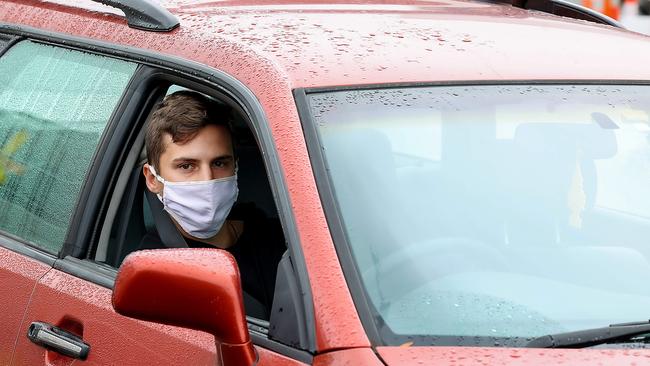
left=27, top=321, right=90, bottom=360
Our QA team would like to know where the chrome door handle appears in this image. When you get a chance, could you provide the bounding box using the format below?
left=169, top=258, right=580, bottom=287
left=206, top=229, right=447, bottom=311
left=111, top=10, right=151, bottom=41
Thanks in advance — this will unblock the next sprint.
left=27, top=321, right=90, bottom=360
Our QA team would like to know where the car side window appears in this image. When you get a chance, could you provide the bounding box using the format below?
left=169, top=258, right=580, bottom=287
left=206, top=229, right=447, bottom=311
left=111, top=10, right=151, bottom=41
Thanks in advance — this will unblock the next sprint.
left=0, top=40, right=136, bottom=253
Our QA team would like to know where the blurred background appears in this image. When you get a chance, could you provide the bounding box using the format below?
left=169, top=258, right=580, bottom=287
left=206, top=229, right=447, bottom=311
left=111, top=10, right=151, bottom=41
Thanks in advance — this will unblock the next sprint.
left=569, top=0, right=650, bottom=35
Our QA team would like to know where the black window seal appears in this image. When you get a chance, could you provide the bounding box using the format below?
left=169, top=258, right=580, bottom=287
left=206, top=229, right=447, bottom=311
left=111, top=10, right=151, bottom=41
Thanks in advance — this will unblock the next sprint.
left=294, top=80, right=650, bottom=347
left=304, top=79, right=650, bottom=94
left=0, top=34, right=21, bottom=57
left=0, top=231, right=57, bottom=266
left=54, top=256, right=118, bottom=289
left=0, top=22, right=316, bottom=354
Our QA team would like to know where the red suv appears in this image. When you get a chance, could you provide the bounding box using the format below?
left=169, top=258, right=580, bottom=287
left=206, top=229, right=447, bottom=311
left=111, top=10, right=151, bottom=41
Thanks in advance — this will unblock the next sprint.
left=3, top=0, right=650, bottom=365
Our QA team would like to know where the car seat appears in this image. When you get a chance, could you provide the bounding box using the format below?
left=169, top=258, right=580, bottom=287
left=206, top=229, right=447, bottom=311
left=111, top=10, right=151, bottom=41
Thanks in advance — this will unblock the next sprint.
left=503, top=122, right=617, bottom=246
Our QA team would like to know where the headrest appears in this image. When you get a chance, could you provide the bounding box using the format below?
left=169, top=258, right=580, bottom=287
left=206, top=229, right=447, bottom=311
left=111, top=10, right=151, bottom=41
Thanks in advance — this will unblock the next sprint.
left=514, top=119, right=617, bottom=160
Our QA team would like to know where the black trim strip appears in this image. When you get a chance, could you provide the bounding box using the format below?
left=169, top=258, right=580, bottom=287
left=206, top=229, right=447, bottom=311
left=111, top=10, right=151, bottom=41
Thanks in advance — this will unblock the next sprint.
left=305, top=79, right=650, bottom=94
left=250, top=331, right=313, bottom=364
left=0, top=22, right=316, bottom=353
left=0, top=34, right=21, bottom=57
left=517, top=0, right=623, bottom=28
left=0, top=232, right=57, bottom=266
left=54, top=256, right=117, bottom=289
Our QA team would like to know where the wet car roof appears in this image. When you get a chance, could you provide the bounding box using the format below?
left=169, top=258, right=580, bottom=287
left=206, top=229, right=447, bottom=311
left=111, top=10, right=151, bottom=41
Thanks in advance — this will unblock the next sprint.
left=14, top=0, right=650, bottom=87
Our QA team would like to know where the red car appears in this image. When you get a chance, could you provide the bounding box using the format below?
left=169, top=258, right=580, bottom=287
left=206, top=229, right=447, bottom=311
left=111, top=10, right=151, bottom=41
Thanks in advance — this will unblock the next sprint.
left=2, top=0, right=650, bottom=365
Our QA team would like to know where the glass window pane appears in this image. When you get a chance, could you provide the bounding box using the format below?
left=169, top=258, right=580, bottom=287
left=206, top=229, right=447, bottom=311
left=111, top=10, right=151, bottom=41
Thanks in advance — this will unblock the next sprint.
left=0, top=41, right=136, bottom=253
left=308, top=85, right=650, bottom=347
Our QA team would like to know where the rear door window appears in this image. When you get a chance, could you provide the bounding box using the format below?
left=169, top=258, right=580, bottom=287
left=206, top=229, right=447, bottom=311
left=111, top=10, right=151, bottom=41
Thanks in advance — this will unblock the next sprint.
left=0, top=40, right=136, bottom=253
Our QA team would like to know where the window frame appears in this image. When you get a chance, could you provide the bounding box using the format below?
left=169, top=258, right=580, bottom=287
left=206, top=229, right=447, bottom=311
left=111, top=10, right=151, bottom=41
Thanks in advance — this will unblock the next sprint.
left=0, top=24, right=316, bottom=361
left=0, top=33, right=19, bottom=56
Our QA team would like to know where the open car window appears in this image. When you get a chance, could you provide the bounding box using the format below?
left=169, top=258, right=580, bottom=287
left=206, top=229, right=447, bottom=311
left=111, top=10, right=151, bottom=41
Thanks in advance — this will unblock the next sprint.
left=93, top=84, right=287, bottom=321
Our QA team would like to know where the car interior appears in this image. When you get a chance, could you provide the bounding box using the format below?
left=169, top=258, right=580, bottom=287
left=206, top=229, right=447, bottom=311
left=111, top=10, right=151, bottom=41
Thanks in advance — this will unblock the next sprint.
left=318, top=103, right=650, bottom=312
left=318, top=106, right=650, bottom=340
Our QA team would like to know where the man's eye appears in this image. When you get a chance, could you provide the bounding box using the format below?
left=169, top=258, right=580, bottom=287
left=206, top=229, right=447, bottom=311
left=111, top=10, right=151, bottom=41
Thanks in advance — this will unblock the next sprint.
left=213, top=161, right=225, bottom=168
left=179, top=163, right=193, bottom=170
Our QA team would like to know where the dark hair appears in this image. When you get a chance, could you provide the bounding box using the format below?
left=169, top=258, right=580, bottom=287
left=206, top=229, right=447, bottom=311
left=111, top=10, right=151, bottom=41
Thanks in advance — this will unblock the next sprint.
left=145, top=90, right=233, bottom=169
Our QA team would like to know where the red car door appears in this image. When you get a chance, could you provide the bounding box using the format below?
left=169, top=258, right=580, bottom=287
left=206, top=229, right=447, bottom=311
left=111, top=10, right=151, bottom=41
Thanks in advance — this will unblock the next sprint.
left=14, top=265, right=309, bottom=365
left=13, top=266, right=218, bottom=365
left=0, top=34, right=139, bottom=364
left=0, top=245, right=51, bottom=365
left=4, top=36, right=310, bottom=365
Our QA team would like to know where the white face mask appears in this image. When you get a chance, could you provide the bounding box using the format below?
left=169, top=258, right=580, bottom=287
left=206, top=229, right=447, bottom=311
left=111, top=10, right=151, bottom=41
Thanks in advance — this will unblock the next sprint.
left=148, top=165, right=239, bottom=239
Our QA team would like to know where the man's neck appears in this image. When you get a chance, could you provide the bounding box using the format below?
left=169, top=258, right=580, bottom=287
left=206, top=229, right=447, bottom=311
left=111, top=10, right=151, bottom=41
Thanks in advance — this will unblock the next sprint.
left=178, top=220, right=244, bottom=249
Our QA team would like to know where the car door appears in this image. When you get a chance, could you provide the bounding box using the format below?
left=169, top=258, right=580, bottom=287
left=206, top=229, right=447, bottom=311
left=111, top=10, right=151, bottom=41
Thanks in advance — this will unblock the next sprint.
left=5, top=34, right=312, bottom=364
left=1, top=39, right=220, bottom=365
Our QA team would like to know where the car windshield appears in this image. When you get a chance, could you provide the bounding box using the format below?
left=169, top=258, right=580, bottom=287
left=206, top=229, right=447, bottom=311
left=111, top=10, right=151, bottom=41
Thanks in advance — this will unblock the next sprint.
left=306, top=85, right=650, bottom=347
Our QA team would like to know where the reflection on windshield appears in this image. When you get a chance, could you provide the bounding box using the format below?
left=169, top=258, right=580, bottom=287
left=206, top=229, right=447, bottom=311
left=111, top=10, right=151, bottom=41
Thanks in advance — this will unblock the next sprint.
left=308, top=85, right=650, bottom=347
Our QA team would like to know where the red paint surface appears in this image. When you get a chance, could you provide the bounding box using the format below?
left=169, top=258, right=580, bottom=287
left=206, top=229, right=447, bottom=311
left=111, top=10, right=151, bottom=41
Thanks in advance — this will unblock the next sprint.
left=0, top=246, right=50, bottom=365
left=3, top=0, right=650, bottom=360
left=12, top=0, right=650, bottom=87
left=13, top=262, right=309, bottom=365
left=314, top=348, right=383, bottom=366
left=377, top=346, right=650, bottom=365
left=113, top=249, right=255, bottom=365
left=257, top=347, right=310, bottom=366
left=13, top=268, right=216, bottom=365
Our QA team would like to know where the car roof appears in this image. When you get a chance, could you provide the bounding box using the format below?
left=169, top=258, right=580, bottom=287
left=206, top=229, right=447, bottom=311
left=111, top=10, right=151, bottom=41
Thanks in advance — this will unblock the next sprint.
left=9, top=0, right=650, bottom=88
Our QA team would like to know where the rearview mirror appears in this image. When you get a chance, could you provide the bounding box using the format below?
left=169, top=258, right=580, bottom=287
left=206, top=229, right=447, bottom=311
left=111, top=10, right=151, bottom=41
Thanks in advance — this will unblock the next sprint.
left=112, top=248, right=256, bottom=366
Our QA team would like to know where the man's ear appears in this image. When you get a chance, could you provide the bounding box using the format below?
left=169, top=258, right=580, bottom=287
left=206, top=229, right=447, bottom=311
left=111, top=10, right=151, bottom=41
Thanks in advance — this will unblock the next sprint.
left=143, top=163, right=163, bottom=194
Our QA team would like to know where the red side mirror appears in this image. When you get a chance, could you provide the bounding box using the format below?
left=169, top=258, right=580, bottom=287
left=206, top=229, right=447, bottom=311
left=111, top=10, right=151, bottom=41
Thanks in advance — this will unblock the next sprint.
left=112, top=248, right=256, bottom=366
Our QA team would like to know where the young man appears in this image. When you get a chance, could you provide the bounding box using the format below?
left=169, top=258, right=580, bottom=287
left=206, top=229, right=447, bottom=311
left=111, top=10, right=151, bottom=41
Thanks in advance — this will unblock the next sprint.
left=141, top=90, right=285, bottom=318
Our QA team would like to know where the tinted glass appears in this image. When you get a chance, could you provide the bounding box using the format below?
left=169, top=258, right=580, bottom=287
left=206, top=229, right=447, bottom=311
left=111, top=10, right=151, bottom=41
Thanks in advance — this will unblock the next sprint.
left=308, top=85, right=650, bottom=347
left=0, top=41, right=136, bottom=253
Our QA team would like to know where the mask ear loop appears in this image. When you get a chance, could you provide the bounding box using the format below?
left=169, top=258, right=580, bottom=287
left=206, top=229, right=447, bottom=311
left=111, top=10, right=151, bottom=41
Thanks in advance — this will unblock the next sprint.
left=148, top=164, right=166, bottom=184
left=147, top=164, right=165, bottom=202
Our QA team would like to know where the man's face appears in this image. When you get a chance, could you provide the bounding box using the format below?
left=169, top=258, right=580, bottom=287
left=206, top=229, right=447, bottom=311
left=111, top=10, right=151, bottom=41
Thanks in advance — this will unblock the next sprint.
left=144, top=124, right=235, bottom=194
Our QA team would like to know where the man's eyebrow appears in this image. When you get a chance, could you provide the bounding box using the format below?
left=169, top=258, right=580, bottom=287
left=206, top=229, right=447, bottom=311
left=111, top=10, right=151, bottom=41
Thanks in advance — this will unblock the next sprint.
left=171, top=157, right=199, bottom=163
left=171, top=155, right=234, bottom=164
left=213, top=155, right=234, bottom=161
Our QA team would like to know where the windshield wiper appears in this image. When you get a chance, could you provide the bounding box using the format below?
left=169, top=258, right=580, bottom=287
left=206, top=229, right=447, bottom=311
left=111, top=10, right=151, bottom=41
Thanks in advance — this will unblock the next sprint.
left=526, top=320, right=650, bottom=348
